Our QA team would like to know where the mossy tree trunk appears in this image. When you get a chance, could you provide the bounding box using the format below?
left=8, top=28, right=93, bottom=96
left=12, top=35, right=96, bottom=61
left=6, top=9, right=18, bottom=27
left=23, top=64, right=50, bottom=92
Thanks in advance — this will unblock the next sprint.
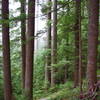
left=51, top=0, right=57, bottom=87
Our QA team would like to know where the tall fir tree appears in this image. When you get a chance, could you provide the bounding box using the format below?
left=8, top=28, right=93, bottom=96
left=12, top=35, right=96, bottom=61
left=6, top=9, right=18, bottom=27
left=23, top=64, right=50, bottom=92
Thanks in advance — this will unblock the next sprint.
left=45, top=0, right=51, bottom=88
left=51, top=0, right=57, bottom=87
left=87, top=0, right=99, bottom=89
left=25, top=0, right=35, bottom=100
left=20, top=0, right=26, bottom=89
left=2, top=0, right=12, bottom=99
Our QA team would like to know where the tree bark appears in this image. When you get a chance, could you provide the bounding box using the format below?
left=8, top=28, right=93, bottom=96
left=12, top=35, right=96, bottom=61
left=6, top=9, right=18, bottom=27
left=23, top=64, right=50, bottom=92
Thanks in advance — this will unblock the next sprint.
left=25, top=0, right=35, bottom=100
left=45, top=0, right=51, bottom=88
left=74, top=0, right=80, bottom=87
left=2, top=0, right=12, bottom=100
left=87, top=0, right=99, bottom=89
left=21, top=0, right=26, bottom=89
left=51, top=0, right=57, bottom=87
left=77, top=0, right=83, bottom=92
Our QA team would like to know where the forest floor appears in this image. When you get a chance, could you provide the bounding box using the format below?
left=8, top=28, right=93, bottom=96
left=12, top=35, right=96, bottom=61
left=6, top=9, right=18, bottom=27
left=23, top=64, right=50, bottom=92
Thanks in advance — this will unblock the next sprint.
left=37, top=82, right=80, bottom=100
left=35, top=78, right=100, bottom=100
left=37, top=79, right=100, bottom=100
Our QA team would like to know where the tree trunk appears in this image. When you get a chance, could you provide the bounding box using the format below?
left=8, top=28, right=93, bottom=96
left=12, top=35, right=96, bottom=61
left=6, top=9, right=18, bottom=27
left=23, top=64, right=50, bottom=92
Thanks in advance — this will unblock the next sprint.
left=51, top=0, right=57, bottom=87
left=77, top=0, right=83, bottom=92
left=21, top=0, right=26, bottom=89
left=45, top=0, right=51, bottom=88
left=2, top=0, right=12, bottom=100
left=74, top=0, right=80, bottom=87
left=25, top=0, right=35, bottom=100
left=87, top=0, right=99, bottom=89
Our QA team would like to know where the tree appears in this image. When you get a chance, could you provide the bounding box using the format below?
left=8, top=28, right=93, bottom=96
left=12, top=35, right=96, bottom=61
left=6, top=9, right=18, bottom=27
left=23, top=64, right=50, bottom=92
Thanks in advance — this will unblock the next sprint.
left=25, top=0, right=35, bottom=100
left=45, top=0, right=51, bottom=87
left=20, top=0, right=26, bottom=89
left=77, top=0, right=83, bottom=92
left=74, top=0, right=81, bottom=87
left=51, top=0, right=57, bottom=87
left=2, top=0, right=12, bottom=100
left=87, top=0, right=99, bottom=89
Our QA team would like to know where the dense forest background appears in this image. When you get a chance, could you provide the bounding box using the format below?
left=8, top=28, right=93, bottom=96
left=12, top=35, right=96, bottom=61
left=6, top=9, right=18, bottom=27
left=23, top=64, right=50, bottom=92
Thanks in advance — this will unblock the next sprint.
left=0, top=0, right=100, bottom=100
